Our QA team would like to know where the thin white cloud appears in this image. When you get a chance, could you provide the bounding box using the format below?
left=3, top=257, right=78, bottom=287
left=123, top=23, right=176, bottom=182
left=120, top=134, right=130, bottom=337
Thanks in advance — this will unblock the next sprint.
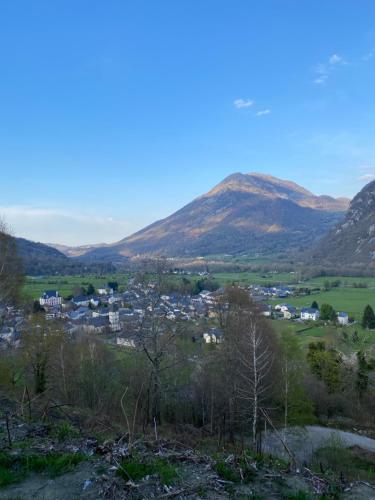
left=313, top=53, right=346, bottom=85
left=313, top=76, right=327, bottom=85
left=0, top=205, right=137, bottom=246
left=256, top=109, right=271, bottom=116
left=233, top=98, right=254, bottom=109
left=329, top=54, right=344, bottom=65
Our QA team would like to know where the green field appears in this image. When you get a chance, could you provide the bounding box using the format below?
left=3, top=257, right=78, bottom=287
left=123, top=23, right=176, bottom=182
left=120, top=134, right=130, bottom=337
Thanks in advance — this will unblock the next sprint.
left=270, top=319, right=375, bottom=355
left=22, top=274, right=130, bottom=301
left=212, top=271, right=299, bottom=286
left=271, top=287, right=375, bottom=320
left=304, top=275, right=375, bottom=287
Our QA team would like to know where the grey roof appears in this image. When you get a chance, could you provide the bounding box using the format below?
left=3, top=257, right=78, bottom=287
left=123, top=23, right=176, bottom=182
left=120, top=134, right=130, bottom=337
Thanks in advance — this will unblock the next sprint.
left=89, top=316, right=109, bottom=327
left=42, top=290, right=59, bottom=298
left=301, top=307, right=319, bottom=314
left=72, top=296, right=89, bottom=303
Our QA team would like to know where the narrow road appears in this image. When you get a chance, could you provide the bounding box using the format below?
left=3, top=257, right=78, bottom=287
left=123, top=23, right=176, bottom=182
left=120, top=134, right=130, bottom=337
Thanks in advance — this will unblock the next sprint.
left=262, top=425, right=375, bottom=463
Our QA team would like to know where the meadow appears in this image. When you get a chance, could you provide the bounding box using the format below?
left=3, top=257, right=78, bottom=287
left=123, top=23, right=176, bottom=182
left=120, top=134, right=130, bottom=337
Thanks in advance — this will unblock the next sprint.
left=211, top=270, right=299, bottom=286
left=22, top=274, right=130, bottom=301
left=271, top=287, right=375, bottom=320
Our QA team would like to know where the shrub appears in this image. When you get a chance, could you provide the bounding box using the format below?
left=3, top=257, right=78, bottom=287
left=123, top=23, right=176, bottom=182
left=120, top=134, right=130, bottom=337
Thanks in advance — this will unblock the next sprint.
left=0, top=451, right=86, bottom=488
left=117, top=456, right=177, bottom=485
left=55, top=421, right=79, bottom=442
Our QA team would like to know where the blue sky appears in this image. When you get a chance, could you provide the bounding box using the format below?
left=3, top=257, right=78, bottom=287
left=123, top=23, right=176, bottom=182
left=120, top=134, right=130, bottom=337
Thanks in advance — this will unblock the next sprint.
left=1, top=1, right=375, bottom=245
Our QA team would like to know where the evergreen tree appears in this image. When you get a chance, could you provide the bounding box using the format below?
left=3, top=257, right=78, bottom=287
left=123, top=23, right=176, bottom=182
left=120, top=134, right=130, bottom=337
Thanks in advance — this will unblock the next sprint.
left=307, top=342, right=342, bottom=393
left=320, top=303, right=336, bottom=321
left=356, top=351, right=369, bottom=398
left=311, top=300, right=319, bottom=310
left=362, top=305, right=375, bottom=329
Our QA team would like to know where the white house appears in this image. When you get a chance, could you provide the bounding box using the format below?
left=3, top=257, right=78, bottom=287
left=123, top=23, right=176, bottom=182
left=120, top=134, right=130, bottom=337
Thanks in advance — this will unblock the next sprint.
left=283, top=306, right=297, bottom=320
left=301, top=307, right=320, bottom=321
left=109, top=304, right=121, bottom=332
left=203, top=328, right=223, bottom=344
left=275, top=303, right=294, bottom=313
left=39, top=290, right=62, bottom=307
left=117, top=336, right=136, bottom=348
left=337, top=312, right=349, bottom=326
left=90, top=297, right=100, bottom=307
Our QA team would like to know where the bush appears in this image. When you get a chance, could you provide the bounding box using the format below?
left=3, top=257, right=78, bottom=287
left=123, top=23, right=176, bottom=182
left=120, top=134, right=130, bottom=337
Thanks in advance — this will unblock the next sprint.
left=0, top=451, right=86, bottom=487
left=215, top=460, right=242, bottom=482
left=55, top=421, right=79, bottom=442
left=117, top=456, right=177, bottom=485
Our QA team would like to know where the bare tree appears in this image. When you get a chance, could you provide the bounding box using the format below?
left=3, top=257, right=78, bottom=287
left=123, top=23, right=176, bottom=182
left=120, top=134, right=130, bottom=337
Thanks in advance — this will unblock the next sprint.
left=221, top=287, right=278, bottom=447
left=136, top=257, right=185, bottom=425
left=237, top=310, right=276, bottom=446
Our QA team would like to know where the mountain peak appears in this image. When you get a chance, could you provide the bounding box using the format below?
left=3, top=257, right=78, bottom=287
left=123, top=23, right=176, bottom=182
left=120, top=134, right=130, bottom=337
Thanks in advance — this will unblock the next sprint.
left=204, top=172, right=348, bottom=211
left=80, top=172, right=350, bottom=260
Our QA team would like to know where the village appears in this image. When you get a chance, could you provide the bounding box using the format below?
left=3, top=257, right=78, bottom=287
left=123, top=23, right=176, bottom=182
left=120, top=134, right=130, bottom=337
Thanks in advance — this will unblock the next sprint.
left=0, top=278, right=351, bottom=351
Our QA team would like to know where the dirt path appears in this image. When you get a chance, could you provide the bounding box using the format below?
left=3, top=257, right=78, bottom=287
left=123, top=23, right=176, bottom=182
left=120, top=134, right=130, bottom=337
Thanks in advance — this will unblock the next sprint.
left=262, top=425, right=375, bottom=462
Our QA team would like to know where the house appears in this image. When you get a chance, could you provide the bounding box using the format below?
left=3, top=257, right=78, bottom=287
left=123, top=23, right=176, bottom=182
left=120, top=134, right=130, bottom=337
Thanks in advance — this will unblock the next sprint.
left=203, top=327, right=223, bottom=344
left=92, top=307, right=109, bottom=318
left=275, top=303, right=294, bottom=313
left=90, top=296, right=100, bottom=307
left=97, top=288, right=108, bottom=295
left=337, top=312, right=349, bottom=326
left=71, top=296, right=90, bottom=307
left=84, top=316, right=109, bottom=333
left=259, top=304, right=272, bottom=317
left=117, top=335, right=137, bottom=348
left=283, top=306, right=297, bottom=319
left=109, top=303, right=121, bottom=332
left=301, top=307, right=320, bottom=321
left=39, top=290, right=62, bottom=307
left=68, top=306, right=90, bottom=321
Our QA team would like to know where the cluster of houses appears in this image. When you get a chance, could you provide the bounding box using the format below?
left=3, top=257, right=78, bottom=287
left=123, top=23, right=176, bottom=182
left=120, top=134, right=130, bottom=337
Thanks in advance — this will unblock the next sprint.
left=38, top=282, right=226, bottom=347
left=264, top=302, right=349, bottom=325
left=0, top=278, right=335, bottom=353
left=251, top=284, right=295, bottom=299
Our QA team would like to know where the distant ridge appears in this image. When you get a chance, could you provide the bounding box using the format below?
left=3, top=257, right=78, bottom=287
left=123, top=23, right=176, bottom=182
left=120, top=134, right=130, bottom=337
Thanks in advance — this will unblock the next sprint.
left=77, top=172, right=349, bottom=261
left=312, top=179, right=375, bottom=270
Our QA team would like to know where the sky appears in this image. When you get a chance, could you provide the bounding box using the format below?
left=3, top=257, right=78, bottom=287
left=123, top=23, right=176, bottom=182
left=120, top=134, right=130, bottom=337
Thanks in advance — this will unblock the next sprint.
left=1, top=0, right=375, bottom=246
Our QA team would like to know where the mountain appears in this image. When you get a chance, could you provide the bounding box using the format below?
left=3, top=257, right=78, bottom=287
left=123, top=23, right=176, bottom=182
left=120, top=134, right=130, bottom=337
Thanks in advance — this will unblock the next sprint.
left=14, top=238, right=69, bottom=275
left=311, top=179, right=375, bottom=270
left=14, top=238, right=116, bottom=275
left=49, top=243, right=111, bottom=258
left=81, top=172, right=350, bottom=260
